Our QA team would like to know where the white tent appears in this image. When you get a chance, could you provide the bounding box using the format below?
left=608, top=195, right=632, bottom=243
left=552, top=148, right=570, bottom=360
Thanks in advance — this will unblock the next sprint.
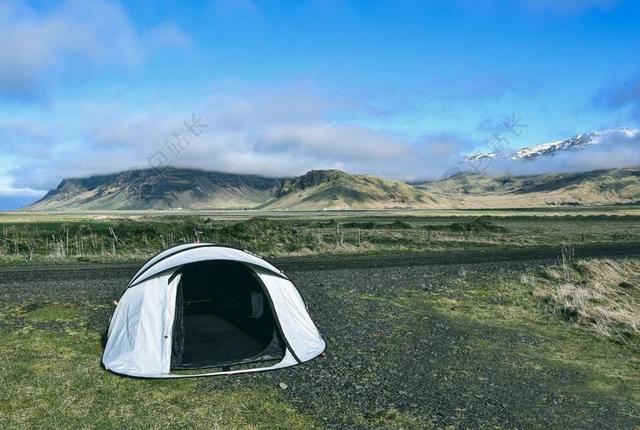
left=102, top=244, right=325, bottom=378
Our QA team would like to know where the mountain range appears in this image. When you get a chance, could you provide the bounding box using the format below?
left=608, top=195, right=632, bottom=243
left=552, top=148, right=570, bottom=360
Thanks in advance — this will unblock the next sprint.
left=27, top=166, right=640, bottom=211
left=26, top=127, right=640, bottom=211
left=28, top=168, right=445, bottom=211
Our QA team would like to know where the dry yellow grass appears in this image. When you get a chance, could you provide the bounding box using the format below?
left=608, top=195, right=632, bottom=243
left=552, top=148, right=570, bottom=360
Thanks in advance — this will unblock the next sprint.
left=538, top=258, right=640, bottom=344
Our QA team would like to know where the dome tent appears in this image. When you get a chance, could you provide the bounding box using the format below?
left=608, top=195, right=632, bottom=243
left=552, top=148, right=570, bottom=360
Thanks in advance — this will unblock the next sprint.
left=102, top=244, right=325, bottom=378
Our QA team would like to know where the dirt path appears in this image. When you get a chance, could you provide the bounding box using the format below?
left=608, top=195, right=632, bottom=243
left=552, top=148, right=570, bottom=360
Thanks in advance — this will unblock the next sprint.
left=2, top=241, right=640, bottom=281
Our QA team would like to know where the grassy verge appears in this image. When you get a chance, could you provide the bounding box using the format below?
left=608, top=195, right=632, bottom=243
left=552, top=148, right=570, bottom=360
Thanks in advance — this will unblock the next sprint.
left=536, top=257, right=639, bottom=346
left=393, top=258, right=640, bottom=406
left=0, top=303, right=318, bottom=429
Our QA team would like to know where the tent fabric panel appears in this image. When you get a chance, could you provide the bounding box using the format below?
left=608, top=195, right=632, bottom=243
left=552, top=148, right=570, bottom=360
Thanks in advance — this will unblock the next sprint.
left=128, top=244, right=201, bottom=286
left=128, top=246, right=286, bottom=288
left=103, top=272, right=180, bottom=377
left=161, top=273, right=180, bottom=373
left=257, top=270, right=326, bottom=363
left=103, top=285, right=144, bottom=369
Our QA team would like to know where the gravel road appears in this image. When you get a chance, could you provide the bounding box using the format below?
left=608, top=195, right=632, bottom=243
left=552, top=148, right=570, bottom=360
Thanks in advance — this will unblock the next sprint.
left=1, top=243, right=639, bottom=429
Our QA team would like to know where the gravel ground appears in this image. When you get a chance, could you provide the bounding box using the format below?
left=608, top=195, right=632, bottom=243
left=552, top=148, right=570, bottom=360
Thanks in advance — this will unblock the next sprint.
left=1, top=245, right=639, bottom=429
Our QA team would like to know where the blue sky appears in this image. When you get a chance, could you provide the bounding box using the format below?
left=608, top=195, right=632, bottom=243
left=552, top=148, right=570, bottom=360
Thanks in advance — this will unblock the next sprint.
left=1, top=0, right=639, bottom=209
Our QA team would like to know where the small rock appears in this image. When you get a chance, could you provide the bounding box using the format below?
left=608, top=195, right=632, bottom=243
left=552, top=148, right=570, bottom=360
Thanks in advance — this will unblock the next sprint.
left=278, top=382, right=288, bottom=390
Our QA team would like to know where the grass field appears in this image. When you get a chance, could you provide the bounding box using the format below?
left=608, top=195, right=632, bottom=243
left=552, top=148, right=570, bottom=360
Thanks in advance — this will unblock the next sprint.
left=1, top=209, right=640, bottom=265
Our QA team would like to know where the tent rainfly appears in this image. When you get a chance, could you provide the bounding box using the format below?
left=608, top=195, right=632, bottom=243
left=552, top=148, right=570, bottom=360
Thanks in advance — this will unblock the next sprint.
left=102, top=244, right=325, bottom=378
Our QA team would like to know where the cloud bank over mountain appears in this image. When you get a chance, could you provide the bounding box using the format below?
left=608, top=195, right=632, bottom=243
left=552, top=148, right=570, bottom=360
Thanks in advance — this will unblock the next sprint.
left=3, top=83, right=481, bottom=195
left=478, top=136, right=640, bottom=178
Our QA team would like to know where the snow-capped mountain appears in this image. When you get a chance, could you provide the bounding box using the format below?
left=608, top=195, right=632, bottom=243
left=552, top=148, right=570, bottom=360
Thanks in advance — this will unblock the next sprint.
left=465, top=152, right=496, bottom=161
left=465, top=128, right=640, bottom=162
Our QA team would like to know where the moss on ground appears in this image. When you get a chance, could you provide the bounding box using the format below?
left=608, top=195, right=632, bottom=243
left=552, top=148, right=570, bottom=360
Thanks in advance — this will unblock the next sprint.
left=0, top=307, right=318, bottom=429
left=25, top=303, right=82, bottom=322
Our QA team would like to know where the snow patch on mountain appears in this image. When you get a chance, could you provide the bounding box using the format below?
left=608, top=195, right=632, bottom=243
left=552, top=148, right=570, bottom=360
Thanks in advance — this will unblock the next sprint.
left=465, top=152, right=496, bottom=161
left=465, top=128, right=640, bottom=163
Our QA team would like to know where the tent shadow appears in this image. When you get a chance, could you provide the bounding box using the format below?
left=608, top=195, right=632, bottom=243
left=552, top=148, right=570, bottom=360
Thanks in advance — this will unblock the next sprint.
left=100, top=328, right=108, bottom=349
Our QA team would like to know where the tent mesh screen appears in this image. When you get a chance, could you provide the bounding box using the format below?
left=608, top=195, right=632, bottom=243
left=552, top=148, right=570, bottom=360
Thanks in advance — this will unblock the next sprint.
left=170, top=260, right=285, bottom=370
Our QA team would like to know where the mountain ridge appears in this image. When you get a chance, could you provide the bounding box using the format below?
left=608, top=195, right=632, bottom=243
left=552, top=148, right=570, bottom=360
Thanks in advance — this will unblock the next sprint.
left=30, top=167, right=284, bottom=210
left=267, top=169, right=441, bottom=210
left=28, top=167, right=440, bottom=211
left=26, top=165, right=640, bottom=211
left=417, top=166, right=640, bottom=208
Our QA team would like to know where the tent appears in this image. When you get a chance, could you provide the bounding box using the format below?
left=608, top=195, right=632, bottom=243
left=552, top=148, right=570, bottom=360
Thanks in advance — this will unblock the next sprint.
left=102, top=244, right=325, bottom=378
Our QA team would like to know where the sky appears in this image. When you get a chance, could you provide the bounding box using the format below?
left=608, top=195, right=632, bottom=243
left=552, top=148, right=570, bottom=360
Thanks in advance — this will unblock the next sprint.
left=1, top=0, right=640, bottom=209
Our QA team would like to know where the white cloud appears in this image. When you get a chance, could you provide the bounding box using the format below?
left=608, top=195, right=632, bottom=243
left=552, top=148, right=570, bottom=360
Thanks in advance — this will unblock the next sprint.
left=2, top=85, right=482, bottom=192
left=0, top=178, right=43, bottom=197
left=0, top=156, right=44, bottom=198
left=259, top=124, right=409, bottom=160
left=0, top=0, right=189, bottom=98
left=481, top=137, right=640, bottom=177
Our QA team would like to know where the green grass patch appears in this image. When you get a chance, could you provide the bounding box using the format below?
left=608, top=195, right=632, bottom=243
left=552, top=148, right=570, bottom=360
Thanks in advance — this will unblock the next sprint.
left=421, top=217, right=509, bottom=233
left=26, top=303, right=81, bottom=322
left=0, top=324, right=318, bottom=429
left=393, top=270, right=640, bottom=406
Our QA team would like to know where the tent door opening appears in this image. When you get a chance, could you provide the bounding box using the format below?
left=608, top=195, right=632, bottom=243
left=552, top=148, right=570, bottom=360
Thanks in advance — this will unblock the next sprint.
left=170, top=260, right=286, bottom=369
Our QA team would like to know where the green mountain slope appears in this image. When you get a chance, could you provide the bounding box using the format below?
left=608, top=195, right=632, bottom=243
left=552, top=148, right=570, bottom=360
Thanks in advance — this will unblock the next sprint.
left=262, top=170, right=442, bottom=210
